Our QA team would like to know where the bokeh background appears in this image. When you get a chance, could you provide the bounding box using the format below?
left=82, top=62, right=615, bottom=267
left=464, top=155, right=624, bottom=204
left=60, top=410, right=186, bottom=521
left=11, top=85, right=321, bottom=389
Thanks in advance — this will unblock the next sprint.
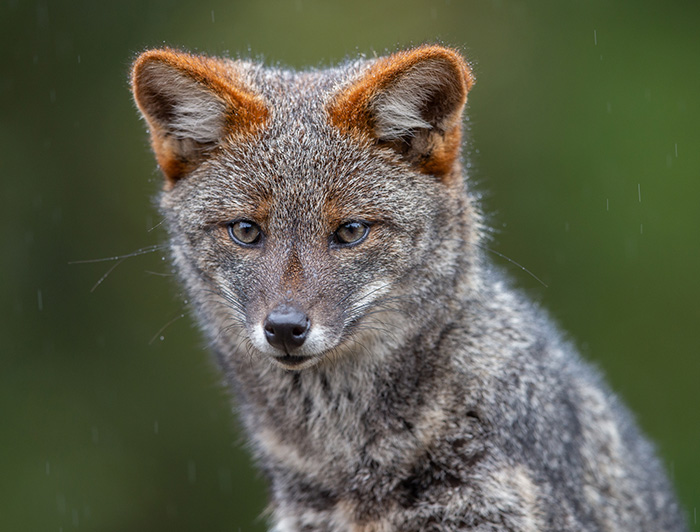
left=2, top=1, right=698, bottom=530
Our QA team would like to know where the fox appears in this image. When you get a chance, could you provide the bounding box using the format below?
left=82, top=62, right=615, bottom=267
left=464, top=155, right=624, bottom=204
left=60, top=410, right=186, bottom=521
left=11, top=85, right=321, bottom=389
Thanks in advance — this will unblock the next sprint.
left=130, top=45, right=686, bottom=531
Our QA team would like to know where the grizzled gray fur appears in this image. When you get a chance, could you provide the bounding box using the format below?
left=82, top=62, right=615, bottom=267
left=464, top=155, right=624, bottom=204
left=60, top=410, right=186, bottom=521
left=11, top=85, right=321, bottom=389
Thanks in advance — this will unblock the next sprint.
left=131, top=45, right=686, bottom=531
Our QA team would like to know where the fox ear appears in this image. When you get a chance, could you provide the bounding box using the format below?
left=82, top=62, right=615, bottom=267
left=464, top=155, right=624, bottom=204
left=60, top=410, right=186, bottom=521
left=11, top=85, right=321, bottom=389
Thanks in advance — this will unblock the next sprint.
left=328, top=46, right=474, bottom=178
left=131, top=49, right=267, bottom=188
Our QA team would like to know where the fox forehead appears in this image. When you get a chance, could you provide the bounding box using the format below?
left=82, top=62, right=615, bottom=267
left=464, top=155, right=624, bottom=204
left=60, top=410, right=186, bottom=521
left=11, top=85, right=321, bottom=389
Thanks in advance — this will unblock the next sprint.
left=182, top=119, right=428, bottom=228
left=189, top=143, right=423, bottom=233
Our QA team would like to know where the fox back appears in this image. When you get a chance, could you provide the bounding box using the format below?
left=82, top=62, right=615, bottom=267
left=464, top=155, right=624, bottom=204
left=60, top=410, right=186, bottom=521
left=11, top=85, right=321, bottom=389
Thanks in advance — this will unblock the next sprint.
left=131, top=45, right=686, bottom=531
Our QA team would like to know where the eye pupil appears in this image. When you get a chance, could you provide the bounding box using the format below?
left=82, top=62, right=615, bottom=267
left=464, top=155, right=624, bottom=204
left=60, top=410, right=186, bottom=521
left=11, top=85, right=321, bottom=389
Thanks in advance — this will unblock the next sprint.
left=335, top=221, right=369, bottom=246
left=228, top=220, right=262, bottom=246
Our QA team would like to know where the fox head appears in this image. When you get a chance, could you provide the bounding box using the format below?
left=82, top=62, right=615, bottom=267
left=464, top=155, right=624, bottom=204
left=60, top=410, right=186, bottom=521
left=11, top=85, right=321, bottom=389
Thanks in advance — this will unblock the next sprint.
left=131, top=46, right=477, bottom=371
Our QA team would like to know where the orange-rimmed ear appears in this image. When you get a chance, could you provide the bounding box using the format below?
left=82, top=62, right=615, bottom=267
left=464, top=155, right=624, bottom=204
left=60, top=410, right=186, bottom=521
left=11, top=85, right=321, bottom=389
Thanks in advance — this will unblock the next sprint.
left=327, top=45, right=474, bottom=178
left=131, top=48, right=268, bottom=188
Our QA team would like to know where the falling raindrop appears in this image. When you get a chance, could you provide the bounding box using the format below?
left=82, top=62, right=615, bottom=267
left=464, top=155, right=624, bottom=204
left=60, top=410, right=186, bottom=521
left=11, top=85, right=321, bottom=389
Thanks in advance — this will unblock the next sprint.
left=56, top=493, right=67, bottom=514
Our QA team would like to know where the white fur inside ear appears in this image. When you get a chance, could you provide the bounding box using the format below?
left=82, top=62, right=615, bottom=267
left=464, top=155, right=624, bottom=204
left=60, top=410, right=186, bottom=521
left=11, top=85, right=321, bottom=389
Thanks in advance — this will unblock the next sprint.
left=169, top=90, right=226, bottom=144
left=371, top=60, right=450, bottom=140
left=142, top=62, right=227, bottom=144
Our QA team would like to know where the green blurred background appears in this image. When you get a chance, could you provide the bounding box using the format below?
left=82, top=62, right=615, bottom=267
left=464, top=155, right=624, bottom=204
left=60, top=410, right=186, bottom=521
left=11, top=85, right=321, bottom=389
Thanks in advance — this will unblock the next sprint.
left=2, top=1, right=698, bottom=530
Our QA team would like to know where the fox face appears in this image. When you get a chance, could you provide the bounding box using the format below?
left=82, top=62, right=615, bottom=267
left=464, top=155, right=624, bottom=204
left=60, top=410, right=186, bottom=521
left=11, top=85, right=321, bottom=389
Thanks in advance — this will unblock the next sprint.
left=132, top=46, right=476, bottom=370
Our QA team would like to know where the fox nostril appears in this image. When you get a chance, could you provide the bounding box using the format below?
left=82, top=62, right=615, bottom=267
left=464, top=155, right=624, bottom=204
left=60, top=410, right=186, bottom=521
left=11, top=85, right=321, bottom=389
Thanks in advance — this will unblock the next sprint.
left=263, top=305, right=310, bottom=352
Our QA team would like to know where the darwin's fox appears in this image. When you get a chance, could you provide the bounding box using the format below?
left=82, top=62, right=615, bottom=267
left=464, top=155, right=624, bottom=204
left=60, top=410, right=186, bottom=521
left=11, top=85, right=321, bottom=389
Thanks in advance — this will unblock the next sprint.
left=131, top=45, right=686, bottom=531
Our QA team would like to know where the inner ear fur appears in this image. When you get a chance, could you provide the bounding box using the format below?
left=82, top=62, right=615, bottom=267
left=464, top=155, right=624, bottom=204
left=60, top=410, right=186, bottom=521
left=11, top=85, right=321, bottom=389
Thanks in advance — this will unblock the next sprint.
left=327, top=45, right=475, bottom=178
left=131, top=49, right=268, bottom=187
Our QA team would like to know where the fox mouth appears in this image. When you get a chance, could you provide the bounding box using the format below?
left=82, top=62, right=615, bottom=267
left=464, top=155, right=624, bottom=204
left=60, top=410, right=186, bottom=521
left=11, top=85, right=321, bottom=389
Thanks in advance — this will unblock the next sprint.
left=272, top=353, right=319, bottom=370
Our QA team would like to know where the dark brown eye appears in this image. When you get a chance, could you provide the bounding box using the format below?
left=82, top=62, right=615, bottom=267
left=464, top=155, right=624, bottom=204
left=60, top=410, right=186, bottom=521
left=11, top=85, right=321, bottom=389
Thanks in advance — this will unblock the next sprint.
left=228, top=220, right=262, bottom=246
left=333, top=221, right=370, bottom=247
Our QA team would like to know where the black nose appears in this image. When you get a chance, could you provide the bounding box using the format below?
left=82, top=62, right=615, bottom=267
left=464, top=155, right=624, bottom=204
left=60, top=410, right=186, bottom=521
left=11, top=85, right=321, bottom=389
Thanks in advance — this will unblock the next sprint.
left=263, top=306, right=310, bottom=352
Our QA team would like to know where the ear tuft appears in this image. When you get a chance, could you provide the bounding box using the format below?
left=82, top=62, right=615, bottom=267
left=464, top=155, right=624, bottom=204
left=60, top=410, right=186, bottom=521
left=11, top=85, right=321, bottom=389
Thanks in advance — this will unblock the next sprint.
left=131, top=49, right=268, bottom=187
left=327, top=46, right=474, bottom=178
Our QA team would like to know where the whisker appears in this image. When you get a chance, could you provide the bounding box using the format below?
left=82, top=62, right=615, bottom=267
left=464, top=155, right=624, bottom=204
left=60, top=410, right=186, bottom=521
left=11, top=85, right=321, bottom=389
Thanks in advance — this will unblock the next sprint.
left=149, top=312, right=187, bottom=344
left=70, top=243, right=168, bottom=292
left=69, top=244, right=166, bottom=264
left=475, top=243, right=548, bottom=288
left=147, top=217, right=167, bottom=233
left=145, top=270, right=174, bottom=277
left=90, top=257, right=126, bottom=292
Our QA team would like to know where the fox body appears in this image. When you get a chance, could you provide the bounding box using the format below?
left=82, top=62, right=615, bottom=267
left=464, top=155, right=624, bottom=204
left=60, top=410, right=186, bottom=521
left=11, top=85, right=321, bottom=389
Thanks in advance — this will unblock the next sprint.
left=131, top=46, right=685, bottom=531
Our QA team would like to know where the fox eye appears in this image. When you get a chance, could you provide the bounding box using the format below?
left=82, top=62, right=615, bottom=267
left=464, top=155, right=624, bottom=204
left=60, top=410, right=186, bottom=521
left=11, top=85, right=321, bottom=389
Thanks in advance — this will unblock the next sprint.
left=333, top=221, right=370, bottom=247
left=228, top=220, right=262, bottom=247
